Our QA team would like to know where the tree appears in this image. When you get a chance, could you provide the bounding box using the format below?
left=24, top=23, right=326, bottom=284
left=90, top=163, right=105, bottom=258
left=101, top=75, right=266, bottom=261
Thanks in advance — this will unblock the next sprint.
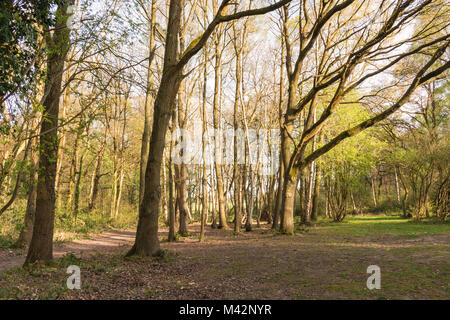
left=138, top=0, right=157, bottom=208
left=277, top=0, right=450, bottom=233
left=25, top=1, right=73, bottom=264
left=128, top=0, right=293, bottom=256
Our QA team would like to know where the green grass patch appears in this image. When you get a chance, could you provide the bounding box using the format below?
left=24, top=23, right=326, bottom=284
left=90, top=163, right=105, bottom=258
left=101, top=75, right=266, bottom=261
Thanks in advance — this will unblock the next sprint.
left=310, top=215, right=449, bottom=239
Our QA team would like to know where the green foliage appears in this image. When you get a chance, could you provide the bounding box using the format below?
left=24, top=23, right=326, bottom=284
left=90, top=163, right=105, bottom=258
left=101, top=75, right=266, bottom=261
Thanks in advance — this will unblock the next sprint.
left=318, top=101, right=386, bottom=220
left=54, top=207, right=137, bottom=235
left=369, top=198, right=402, bottom=215
left=155, top=249, right=170, bottom=262
left=386, top=80, right=449, bottom=219
left=177, top=231, right=192, bottom=238
left=322, top=102, right=384, bottom=181
left=0, top=0, right=56, bottom=99
left=0, top=200, right=138, bottom=247
left=0, top=200, right=27, bottom=248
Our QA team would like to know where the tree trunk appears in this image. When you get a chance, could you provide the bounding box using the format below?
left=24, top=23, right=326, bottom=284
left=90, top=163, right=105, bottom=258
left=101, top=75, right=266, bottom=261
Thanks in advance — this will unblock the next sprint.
left=25, top=2, right=72, bottom=264
left=54, top=93, right=67, bottom=210
left=303, top=161, right=314, bottom=225
left=161, top=155, right=168, bottom=224
left=175, top=27, right=190, bottom=236
left=139, top=0, right=157, bottom=206
left=212, top=23, right=229, bottom=230
left=232, top=20, right=243, bottom=234
left=73, top=151, right=86, bottom=216
left=233, top=106, right=241, bottom=234
left=371, top=176, right=378, bottom=207
left=311, top=161, right=321, bottom=221
left=200, top=46, right=208, bottom=242
left=176, top=164, right=189, bottom=235
left=88, top=134, right=106, bottom=210
left=15, top=138, right=38, bottom=247
left=272, top=32, right=286, bottom=229
left=168, top=126, right=177, bottom=241
left=127, top=0, right=182, bottom=256
left=210, top=162, right=218, bottom=228
left=280, top=169, right=296, bottom=234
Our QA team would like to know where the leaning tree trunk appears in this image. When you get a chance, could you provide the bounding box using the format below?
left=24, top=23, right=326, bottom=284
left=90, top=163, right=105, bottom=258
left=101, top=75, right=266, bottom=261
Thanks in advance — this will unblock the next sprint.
left=394, top=166, right=401, bottom=204
left=401, top=180, right=408, bottom=218
left=127, top=0, right=182, bottom=256
left=371, top=176, right=378, bottom=207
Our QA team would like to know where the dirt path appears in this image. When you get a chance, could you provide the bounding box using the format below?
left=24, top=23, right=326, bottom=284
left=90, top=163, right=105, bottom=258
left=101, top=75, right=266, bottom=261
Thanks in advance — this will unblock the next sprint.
left=0, top=230, right=137, bottom=273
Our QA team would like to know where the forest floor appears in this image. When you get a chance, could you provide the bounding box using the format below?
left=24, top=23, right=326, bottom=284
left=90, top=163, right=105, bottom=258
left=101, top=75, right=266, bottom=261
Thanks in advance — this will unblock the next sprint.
left=0, top=215, right=448, bottom=300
